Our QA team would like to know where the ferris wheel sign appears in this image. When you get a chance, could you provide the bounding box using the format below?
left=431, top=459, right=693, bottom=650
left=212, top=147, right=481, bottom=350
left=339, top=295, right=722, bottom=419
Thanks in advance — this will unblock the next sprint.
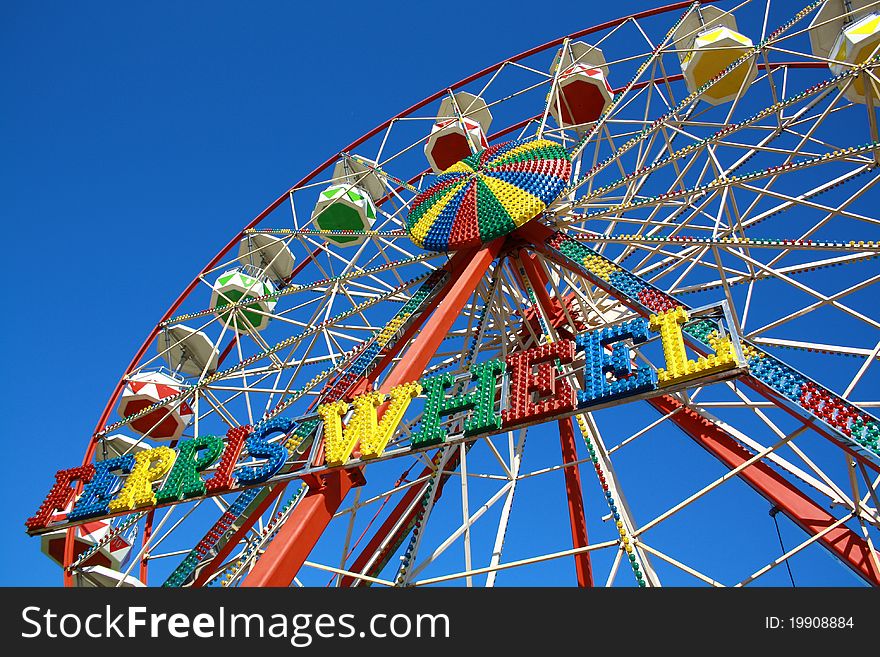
left=27, top=302, right=748, bottom=535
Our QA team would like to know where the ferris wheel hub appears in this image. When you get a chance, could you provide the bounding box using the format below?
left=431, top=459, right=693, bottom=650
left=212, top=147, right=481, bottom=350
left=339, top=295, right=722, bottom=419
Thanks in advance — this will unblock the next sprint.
left=405, top=138, right=572, bottom=252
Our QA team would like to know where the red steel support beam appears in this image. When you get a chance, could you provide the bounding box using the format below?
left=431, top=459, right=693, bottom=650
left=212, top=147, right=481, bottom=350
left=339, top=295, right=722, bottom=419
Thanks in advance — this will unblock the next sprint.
left=557, top=417, right=595, bottom=587
left=347, top=269, right=457, bottom=397
left=139, top=510, right=155, bottom=584
left=650, top=395, right=880, bottom=587
left=515, top=251, right=594, bottom=586
left=242, top=239, right=504, bottom=586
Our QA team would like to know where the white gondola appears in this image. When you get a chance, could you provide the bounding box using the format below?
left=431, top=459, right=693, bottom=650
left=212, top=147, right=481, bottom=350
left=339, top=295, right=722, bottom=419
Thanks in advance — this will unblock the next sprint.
left=237, top=233, right=296, bottom=283
left=425, top=91, right=492, bottom=173
left=673, top=5, right=757, bottom=105
left=97, top=433, right=151, bottom=460
left=332, top=155, right=386, bottom=203
left=809, top=0, right=880, bottom=103
left=157, top=324, right=219, bottom=377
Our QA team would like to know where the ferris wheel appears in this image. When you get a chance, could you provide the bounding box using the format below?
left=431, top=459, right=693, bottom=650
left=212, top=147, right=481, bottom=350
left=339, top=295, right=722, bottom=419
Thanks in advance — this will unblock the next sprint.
left=26, top=0, right=880, bottom=588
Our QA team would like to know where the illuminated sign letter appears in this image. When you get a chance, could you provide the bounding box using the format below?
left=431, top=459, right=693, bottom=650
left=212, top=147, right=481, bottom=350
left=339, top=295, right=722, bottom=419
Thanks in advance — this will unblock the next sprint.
left=412, top=359, right=506, bottom=449
left=205, top=425, right=251, bottom=493
left=321, top=382, right=422, bottom=466
left=649, top=307, right=737, bottom=385
left=235, top=417, right=292, bottom=485
left=464, top=359, right=505, bottom=436
left=319, top=399, right=353, bottom=466
left=501, top=341, right=577, bottom=427
left=156, top=435, right=225, bottom=504
left=575, top=318, right=657, bottom=407
left=360, top=382, right=422, bottom=460
left=26, top=465, right=96, bottom=530
left=410, top=374, right=463, bottom=448
left=108, top=447, right=177, bottom=512
left=68, top=455, right=134, bottom=521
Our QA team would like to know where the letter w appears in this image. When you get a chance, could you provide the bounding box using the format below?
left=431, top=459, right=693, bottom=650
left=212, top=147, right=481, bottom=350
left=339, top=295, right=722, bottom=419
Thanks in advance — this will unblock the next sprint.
left=319, top=382, right=421, bottom=466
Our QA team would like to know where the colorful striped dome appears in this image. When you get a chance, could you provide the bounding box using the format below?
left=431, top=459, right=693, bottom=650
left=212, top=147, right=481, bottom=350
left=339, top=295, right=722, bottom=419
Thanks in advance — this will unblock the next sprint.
left=405, top=138, right=571, bottom=251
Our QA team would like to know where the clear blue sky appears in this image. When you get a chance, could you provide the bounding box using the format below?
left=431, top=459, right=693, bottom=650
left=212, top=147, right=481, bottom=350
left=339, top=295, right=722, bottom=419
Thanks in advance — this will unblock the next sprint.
left=1, top=0, right=872, bottom=587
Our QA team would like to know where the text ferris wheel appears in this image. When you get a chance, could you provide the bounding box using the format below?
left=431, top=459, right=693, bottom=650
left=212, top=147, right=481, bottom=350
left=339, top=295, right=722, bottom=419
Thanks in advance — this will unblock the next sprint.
left=26, top=0, right=880, bottom=588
